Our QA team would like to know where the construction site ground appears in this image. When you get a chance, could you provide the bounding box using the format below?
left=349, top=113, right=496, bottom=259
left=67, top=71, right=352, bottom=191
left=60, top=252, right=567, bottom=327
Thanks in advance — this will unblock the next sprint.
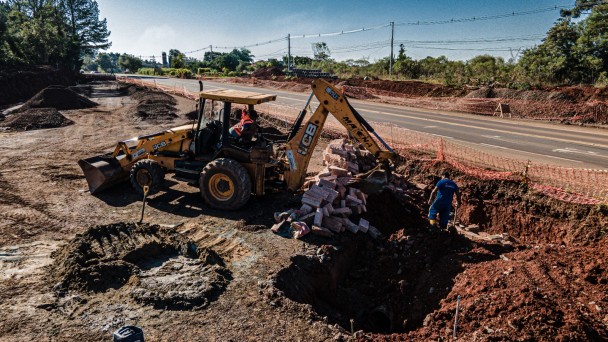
left=0, top=81, right=607, bottom=341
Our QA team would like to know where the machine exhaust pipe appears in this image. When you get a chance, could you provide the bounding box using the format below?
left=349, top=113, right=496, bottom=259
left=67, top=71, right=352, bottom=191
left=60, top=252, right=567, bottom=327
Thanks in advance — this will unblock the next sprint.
left=78, top=154, right=129, bottom=194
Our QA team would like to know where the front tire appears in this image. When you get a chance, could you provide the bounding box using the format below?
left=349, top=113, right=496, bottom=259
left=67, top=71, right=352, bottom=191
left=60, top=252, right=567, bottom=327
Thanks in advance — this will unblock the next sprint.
left=199, top=158, right=251, bottom=210
left=130, top=159, right=164, bottom=195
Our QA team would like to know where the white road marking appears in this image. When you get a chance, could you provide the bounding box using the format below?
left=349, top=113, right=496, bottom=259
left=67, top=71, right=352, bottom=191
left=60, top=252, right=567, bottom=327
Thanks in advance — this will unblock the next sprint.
left=345, top=107, right=608, bottom=150
left=552, top=147, right=601, bottom=156
left=431, top=133, right=453, bottom=139
left=481, top=135, right=502, bottom=139
left=480, top=143, right=583, bottom=163
left=424, top=125, right=437, bottom=128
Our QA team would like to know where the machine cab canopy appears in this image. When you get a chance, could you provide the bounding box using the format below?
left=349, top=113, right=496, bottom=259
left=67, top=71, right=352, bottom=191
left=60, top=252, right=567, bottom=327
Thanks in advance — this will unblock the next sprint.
left=199, top=89, right=276, bottom=105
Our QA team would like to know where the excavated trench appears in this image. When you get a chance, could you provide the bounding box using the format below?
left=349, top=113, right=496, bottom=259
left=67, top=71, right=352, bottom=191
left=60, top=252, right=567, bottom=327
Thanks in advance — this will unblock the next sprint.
left=273, top=173, right=608, bottom=334
left=49, top=222, right=231, bottom=310
left=274, top=189, right=453, bottom=333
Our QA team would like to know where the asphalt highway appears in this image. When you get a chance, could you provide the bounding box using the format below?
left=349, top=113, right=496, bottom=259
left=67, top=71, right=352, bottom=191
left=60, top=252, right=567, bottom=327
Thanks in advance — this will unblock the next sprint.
left=125, top=75, right=608, bottom=169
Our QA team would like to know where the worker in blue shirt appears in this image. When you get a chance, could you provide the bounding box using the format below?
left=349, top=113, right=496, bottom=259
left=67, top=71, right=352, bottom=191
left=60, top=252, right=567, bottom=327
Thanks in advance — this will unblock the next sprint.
left=428, top=171, right=461, bottom=232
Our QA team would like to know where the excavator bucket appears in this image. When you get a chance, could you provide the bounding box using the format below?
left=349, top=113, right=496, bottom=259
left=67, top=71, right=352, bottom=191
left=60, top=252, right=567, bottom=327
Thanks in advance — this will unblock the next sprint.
left=78, top=154, right=129, bottom=194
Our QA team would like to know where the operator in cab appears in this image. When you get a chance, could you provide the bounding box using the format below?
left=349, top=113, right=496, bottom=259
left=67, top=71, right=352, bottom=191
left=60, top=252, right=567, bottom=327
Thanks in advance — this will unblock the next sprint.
left=229, top=109, right=258, bottom=138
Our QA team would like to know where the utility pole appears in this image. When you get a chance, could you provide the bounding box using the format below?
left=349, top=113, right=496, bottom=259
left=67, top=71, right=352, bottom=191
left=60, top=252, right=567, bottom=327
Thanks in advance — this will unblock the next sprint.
left=209, top=45, right=213, bottom=61
left=287, top=34, right=291, bottom=72
left=389, top=21, right=394, bottom=79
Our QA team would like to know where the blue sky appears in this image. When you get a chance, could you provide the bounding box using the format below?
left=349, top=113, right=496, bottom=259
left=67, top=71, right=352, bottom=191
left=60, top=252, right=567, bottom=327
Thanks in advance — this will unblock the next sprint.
left=97, top=0, right=575, bottom=62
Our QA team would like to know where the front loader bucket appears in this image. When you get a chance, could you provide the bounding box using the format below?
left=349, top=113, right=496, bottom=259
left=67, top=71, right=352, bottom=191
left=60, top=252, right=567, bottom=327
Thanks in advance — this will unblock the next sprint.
left=78, top=155, right=129, bottom=194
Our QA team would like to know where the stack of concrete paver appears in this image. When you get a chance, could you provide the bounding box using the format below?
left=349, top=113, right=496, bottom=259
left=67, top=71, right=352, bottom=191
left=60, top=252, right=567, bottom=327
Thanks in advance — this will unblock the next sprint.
left=272, top=139, right=381, bottom=239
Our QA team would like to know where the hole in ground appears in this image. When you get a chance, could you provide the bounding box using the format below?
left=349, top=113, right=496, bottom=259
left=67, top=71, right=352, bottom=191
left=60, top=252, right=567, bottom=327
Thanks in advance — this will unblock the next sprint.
left=49, top=222, right=231, bottom=310
left=274, top=190, right=510, bottom=333
left=275, top=162, right=608, bottom=337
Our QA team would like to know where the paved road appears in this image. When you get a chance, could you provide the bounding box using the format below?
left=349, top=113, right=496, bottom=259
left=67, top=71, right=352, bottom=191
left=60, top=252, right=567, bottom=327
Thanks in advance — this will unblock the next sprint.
left=125, top=75, right=608, bottom=169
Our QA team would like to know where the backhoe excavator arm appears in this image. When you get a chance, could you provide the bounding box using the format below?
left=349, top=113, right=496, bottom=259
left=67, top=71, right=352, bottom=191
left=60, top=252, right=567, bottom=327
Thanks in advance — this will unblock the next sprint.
left=283, top=79, right=396, bottom=191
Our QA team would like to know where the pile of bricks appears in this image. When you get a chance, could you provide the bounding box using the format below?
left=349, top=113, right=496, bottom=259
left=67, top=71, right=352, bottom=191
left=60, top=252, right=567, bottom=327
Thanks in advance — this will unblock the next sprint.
left=272, top=139, right=382, bottom=239
left=323, top=138, right=377, bottom=174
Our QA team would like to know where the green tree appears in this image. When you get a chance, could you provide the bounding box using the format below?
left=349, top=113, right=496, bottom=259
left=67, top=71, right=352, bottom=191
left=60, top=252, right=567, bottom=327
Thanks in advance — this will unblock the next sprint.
left=312, top=42, right=331, bottom=61
left=293, top=55, right=313, bottom=67
left=0, top=0, right=109, bottom=72
left=516, top=1, right=607, bottom=85
left=60, top=0, right=110, bottom=71
left=518, top=19, right=581, bottom=84
left=81, top=52, right=97, bottom=71
left=95, top=52, right=119, bottom=72
left=467, top=55, right=504, bottom=85
left=574, top=3, right=608, bottom=82
left=117, top=53, right=142, bottom=72
left=393, top=46, right=419, bottom=79
left=171, top=53, right=185, bottom=68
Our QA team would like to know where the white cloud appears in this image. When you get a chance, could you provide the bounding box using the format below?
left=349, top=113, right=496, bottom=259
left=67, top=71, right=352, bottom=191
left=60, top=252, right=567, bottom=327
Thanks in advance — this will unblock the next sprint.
left=132, top=25, right=177, bottom=55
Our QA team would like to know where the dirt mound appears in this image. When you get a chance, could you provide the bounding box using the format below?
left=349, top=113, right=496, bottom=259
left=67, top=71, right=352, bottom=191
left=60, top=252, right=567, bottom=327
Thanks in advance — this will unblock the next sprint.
left=17, top=85, right=97, bottom=111
left=49, top=222, right=231, bottom=310
left=465, top=86, right=579, bottom=103
left=0, top=108, right=74, bottom=131
left=130, top=89, right=178, bottom=121
left=345, top=79, right=467, bottom=98
left=252, top=66, right=284, bottom=78
left=68, top=85, right=93, bottom=97
left=402, top=241, right=608, bottom=341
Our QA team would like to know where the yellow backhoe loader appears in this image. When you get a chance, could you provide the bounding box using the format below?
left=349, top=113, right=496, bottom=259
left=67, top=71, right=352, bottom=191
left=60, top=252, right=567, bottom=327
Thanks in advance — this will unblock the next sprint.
left=79, top=79, right=396, bottom=210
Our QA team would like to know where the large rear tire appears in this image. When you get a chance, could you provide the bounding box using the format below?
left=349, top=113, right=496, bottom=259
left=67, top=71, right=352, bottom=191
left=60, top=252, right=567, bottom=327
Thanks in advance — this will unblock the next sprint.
left=199, top=158, right=251, bottom=210
left=130, top=159, right=164, bottom=195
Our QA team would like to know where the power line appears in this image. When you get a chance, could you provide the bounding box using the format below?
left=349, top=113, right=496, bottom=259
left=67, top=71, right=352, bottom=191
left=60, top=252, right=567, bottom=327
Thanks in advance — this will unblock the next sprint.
left=288, top=3, right=571, bottom=40
left=255, top=47, right=288, bottom=58
left=148, top=3, right=579, bottom=61
left=184, top=36, right=287, bottom=55
left=182, top=4, right=570, bottom=55
left=395, top=4, right=572, bottom=26
left=395, top=35, right=547, bottom=45
left=408, top=46, right=536, bottom=52
left=290, top=23, right=390, bottom=39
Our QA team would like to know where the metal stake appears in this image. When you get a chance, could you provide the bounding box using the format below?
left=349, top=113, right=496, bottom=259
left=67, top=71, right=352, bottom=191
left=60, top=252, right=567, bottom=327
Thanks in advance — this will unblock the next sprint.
left=453, top=295, right=461, bottom=340
left=451, top=204, right=459, bottom=230
left=139, top=185, right=149, bottom=223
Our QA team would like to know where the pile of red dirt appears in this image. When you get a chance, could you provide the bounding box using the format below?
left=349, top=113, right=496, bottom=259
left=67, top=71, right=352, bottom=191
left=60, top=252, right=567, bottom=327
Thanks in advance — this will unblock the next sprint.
left=466, top=85, right=608, bottom=103
left=400, top=240, right=608, bottom=341
left=252, top=66, right=284, bottom=78
left=0, top=108, right=73, bottom=131
left=341, top=79, right=468, bottom=98
left=17, top=85, right=97, bottom=111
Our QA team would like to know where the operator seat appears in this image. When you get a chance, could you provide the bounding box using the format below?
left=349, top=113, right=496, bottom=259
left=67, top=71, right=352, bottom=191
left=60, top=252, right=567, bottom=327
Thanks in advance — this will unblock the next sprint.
left=196, top=121, right=221, bottom=155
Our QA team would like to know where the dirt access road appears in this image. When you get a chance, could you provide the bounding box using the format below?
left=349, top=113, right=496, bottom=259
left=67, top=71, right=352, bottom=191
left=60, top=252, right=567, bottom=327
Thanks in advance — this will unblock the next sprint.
left=126, top=75, right=608, bottom=169
left=0, top=81, right=606, bottom=341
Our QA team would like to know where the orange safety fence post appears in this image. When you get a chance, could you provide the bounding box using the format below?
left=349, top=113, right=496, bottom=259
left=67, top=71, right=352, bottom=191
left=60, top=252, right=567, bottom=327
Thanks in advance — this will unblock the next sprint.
left=522, top=160, right=531, bottom=183
left=437, top=138, right=445, bottom=162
